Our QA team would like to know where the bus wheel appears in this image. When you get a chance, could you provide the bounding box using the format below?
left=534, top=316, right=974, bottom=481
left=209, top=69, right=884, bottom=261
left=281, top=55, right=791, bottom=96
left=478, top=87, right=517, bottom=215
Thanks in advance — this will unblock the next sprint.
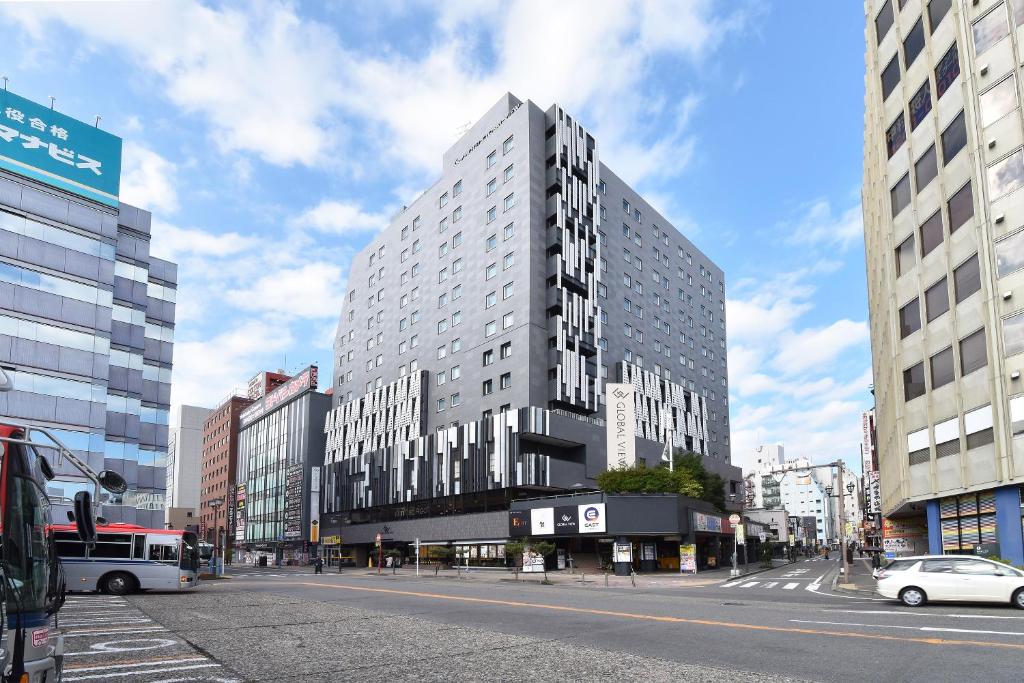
left=103, top=572, right=135, bottom=596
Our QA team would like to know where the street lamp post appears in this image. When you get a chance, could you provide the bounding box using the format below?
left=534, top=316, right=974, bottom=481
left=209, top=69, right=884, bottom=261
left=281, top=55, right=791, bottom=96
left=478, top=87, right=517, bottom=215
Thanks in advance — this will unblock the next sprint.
left=209, top=498, right=224, bottom=577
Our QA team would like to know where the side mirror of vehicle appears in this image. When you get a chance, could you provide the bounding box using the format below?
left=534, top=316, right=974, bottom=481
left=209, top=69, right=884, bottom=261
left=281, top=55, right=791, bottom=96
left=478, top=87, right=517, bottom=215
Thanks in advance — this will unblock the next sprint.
left=38, top=455, right=55, bottom=481
left=73, top=490, right=96, bottom=545
left=98, top=470, right=128, bottom=495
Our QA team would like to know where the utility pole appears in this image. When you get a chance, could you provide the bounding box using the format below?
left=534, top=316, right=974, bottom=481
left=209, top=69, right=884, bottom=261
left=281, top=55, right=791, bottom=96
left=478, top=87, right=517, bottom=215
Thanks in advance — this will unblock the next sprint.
left=836, top=465, right=849, bottom=583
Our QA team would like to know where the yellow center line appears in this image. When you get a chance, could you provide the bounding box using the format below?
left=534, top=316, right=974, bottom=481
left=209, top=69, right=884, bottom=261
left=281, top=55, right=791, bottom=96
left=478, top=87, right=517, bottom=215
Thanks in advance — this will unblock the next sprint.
left=292, top=580, right=1024, bottom=652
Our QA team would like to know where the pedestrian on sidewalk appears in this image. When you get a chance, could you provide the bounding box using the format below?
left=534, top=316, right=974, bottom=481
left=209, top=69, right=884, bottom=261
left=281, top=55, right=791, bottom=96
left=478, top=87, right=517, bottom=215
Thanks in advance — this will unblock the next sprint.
left=314, top=556, right=323, bottom=574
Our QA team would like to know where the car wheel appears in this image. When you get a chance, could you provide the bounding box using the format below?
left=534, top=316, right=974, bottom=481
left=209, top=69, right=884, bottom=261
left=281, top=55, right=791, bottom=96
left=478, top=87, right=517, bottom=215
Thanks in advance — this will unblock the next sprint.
left=900, top=586, right=926, bottom=607
left=104, top=572, right=134, bottom=596
left=1013, top=589, right=1024, bottom=610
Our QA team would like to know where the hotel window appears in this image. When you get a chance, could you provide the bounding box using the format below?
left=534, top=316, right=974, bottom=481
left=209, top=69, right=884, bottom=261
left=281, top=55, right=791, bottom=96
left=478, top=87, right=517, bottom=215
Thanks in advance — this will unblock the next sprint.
left=452, top=284, right=462, bottom=300
left=925, top=277, right=949, bottom=322
left=450, top=393, right=461, bottom=407
left=411, top=263, right=421, bottom=277
left=980, top=75, right=1017, bottom=127
left=973, top=5, right=1009, bottom=55
left=948, top=182, right=974, bottom=232
left=453, top=258, right=463, bottom=274
left=482, top=379, right=493, bottom=395
left=500, top=341, right=511, bottom=359
left=439, top=242, right=449, bottom=257
left=503, top=252, right=514, bottom=270
left=438, top=345, right=447, bottom=360
left=438, top=292, right=448, bottom=308
left=483, top=349, right=494, bottom=366
left=928, top=0, right=951, bottom=32
left=412, top=239, right=421, bottom=253
left=502, top=312, right=513, bottom=329
left=452, top=206, right=463, bottom=223
left=504, top=164, right=514, bottom=182
left=439, top=192, right=448, bottom=208
left=438, top=319, right=449, bottom=334
left=453, top=179, right=462, bottom=196
left=485, top=321, right=497, bottom=337
left=503, top=281, right=513, bottom=299
left=438, top=267, right=448, bottom=283
left=503, top=223, right=514, bottom=240
left=439, top=217, right=449, bottom=233
left=486, top=263, right=497, bottom=280
left=954, top=254, right=981, bottom=302
left=504, top=193, right=515, bottom=211
left=401, top=226, right=409, bottom=240
left=987, top=148, right=1024, bottom=199
left=437, top=398, right=446, bottom=412
left=895, top=235, right=915, bottom=277
left=941, top=111, right=967, bottom=164
left=500, top=372, right=511, bottom=389
left=437, top=371, right=446, bottom=386
left=934, top=44, right=960, bottom=99
left=486, top=234, right=497, bottom=251
left=623, top=198, right=631, bottom=214
left=503, top=135, right=513, bottom=154
left=487, top=206, right=497, bottom=223
left=487, top=178, right=497, bottom=196
left=451, top=310, right=462, bottom=326
left=451, top=365, right=461, bottom=380
left=453, top=231, right=463, bottom=248
left=413, top=215, right=421, bottom=230
left=451, top=337, right=461, bottom=352
left=933, top=347, right=955, bottom=389
left=485, top=291, right=496, bottom=308
left=886, top=113, right=906, bottom=158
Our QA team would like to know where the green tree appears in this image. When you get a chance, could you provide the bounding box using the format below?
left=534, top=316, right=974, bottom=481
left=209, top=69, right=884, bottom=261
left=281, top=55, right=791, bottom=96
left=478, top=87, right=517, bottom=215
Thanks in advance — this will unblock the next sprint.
left=596, top=462, right=703, bottom=498
left=530, top=540, right=557, bottom=583
left=432, top=546, right=453, bottom=576
left=505, top=539, right=526, bottom=580
left=673, top=450, right=727, bottom=511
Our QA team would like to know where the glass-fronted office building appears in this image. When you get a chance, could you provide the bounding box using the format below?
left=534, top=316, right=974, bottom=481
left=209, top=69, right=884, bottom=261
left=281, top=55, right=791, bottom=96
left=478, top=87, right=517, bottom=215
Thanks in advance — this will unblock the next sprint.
left=0, top=89, right=176, bottom=527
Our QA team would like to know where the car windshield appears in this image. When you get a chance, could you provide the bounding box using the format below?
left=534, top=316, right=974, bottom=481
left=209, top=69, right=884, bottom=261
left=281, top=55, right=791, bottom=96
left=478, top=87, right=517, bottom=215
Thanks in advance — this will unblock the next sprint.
left=881, top=559, right=917, bottom=572
left=2, top=439, right=52, bottom=616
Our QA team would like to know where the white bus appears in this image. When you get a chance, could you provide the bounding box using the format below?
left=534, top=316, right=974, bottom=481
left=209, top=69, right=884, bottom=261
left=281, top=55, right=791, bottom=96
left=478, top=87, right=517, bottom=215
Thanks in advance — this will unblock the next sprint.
left=52, top=522, right=200, bottom=595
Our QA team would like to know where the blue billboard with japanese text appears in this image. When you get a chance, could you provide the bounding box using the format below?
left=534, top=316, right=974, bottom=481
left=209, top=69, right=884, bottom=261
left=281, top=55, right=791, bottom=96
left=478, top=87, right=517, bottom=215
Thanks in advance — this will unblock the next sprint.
left=0, top=89, right=122, bottom=207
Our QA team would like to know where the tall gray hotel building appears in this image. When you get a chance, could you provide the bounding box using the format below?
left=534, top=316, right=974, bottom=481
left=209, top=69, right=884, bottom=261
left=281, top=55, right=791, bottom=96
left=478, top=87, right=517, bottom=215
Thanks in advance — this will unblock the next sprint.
left=0, top=89, right=175, bottom=528
left=323, top=94, right=736, bottom=541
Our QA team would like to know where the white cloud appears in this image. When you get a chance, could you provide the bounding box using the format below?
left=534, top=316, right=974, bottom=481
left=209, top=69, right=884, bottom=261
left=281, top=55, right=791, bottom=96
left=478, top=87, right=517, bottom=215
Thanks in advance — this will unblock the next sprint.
left=150, top=219, right=259, bottom=261
left=225, top=262, right=347, bottom=319
left=292, top=200, right=390, bottom=235
left=119, top=142, right=178, bottom=214
left=773, top=319, right=869, bottom=376
left=786, top=199, right=864, bottom=251
left=171, top=319, right=293, bottom=408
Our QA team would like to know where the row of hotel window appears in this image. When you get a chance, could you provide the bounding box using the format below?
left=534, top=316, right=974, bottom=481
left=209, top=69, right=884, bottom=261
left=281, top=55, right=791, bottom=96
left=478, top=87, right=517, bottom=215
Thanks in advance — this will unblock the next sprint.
left=876, top=0, right=1024, bottom=61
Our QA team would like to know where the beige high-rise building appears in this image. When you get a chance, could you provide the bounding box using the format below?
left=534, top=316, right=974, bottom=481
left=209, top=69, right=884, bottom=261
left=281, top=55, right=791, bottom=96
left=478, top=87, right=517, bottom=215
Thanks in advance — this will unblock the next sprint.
left=863, top=0, right=1024, bottom=564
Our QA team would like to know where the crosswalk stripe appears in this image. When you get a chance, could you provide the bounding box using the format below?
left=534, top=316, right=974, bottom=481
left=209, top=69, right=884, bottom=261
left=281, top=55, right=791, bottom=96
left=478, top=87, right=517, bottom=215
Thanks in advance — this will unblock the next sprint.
left=740, top=581, right=759, bottom=588
left=764, top=582, right=778, bottom=588
left=722, top=581, right=741, bottom=587
left=783, top=583, right=798, bottom=590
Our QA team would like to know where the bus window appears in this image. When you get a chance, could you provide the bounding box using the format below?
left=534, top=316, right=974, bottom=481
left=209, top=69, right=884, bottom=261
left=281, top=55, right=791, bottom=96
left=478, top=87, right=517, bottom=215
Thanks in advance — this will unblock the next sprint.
left=54, top=531, right=86, bottom=558
left=149, top=544, right=178, bottom=564
left=133, top=534, right=146, bottom=559
left=90, top=533, right=133, bottom=559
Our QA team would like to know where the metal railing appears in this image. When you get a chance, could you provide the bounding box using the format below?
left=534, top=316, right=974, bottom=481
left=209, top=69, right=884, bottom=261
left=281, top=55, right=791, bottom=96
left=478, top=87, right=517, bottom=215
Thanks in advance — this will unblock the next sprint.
left=549, top=408, right=605, bottom=427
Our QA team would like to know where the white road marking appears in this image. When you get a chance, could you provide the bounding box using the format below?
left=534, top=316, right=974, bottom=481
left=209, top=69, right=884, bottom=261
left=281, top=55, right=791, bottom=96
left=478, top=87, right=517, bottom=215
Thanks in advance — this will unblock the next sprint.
left=791, top=619, right=1024, bottom=636
left=63, top=628, right=169, bottom=638
left=764, top=582, right=778, bottom=588
left=721, top=581, right=742, bottom=587
left=65, top=637, right=178, bottom=656
left=784, top=583, right=799, bottom=590
left=826, top=609, right=1024, bottom=620
left=63, top=663, right=221, bottom=681
left=65, top=658, right=208, bottom=673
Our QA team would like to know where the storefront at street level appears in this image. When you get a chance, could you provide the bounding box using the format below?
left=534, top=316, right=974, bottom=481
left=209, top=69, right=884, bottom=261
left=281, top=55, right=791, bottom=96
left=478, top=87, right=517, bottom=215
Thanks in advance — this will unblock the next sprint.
left=321, top=491, right=770, bottom=573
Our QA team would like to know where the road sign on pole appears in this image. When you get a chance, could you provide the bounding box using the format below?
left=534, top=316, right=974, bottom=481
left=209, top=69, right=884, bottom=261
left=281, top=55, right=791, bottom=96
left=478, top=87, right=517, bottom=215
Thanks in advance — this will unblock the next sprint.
left=729, top=514, right=741, bottom=526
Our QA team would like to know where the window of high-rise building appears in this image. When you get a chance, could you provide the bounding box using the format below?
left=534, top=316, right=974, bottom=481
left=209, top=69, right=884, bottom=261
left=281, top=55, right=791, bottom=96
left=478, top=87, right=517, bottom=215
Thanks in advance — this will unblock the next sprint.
left=875, top=0, right=894, bottom=43
left=973, top=5, right=1009, bottom=55
left=941, top=111, right=967, bottom=164
left=919, top=211, right=944, bottom=257
left=909, top=81, right=932, bottom=130
left=930, top=346, right=955, bottom=389
left=915, top=145, right=938, bottom=192
left=996, top=231, right=1024, bottom=277
left=903, top=19, right=925, bottom=68
left=1002, top=310, right=1024, bottom=356
left=891, top=174, right=911, bottom=216
left=954, top=254, right=981, bottom=303
left=925, top=277, right=950, bottom=322
left=948, top=181, right=974, bottom=232
left=935, top=44, right=960, bottom=98
left=903, top=362, right=926, bottom=401
left=900, top=298, right=922, bottom=338
left=959, top=328, right=988, bottom=376
left=979, top=75, right=1017, bottom=127
left=928, top=0, right=951, bottom=33
left=987, top=148, right=1024, bottom=199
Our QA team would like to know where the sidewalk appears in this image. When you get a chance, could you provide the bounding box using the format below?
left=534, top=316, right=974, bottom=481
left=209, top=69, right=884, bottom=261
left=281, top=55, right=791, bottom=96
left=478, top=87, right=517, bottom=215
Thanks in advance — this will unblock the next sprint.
left=322, top=558, right=797, bottom=589
left=833, top=556, right=879, bottom=595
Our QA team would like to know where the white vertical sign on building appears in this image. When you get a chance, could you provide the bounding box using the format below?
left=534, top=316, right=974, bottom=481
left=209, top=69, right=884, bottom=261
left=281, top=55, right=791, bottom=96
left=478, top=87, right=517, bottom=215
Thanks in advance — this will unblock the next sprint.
left=606, top=383, right=636, bottom=470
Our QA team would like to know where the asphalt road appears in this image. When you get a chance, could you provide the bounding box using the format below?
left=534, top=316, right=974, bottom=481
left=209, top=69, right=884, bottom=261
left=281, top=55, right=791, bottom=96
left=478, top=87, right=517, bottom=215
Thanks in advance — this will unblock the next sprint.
left=79, top=557, right=1022, bottom=683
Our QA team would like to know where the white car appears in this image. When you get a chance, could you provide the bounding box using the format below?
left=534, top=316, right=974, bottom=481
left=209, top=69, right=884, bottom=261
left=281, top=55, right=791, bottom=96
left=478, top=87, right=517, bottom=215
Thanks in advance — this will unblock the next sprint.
left=875, top=555, right=1024, bottom=608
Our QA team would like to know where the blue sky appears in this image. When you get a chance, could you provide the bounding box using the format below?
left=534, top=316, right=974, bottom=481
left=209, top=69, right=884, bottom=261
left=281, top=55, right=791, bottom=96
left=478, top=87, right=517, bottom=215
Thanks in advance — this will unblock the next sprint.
left=0, top=1, right=870, bottom=472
